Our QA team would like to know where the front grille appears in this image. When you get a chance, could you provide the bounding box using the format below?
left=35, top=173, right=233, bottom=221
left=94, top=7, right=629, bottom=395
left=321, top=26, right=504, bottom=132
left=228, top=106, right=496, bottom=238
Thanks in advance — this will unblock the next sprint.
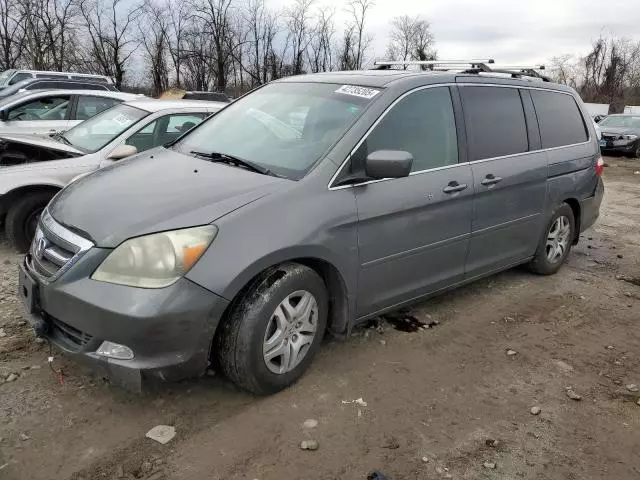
left=26, top=210, right=93, bottom=282
left=49, top=315, right=94, bottom=350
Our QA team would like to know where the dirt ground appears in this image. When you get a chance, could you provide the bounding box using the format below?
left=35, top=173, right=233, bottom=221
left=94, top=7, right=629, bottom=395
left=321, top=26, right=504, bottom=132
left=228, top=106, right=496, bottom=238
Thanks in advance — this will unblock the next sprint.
left=1, top=156, right=639, bottom=480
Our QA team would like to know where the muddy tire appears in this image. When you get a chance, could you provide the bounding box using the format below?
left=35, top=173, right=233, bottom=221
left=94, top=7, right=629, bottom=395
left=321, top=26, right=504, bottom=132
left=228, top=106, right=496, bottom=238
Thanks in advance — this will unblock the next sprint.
left=216, top=263, right=328, bottom=395
left=528, top=203, right=575, bottom=275
left=5, top=192, right=54, bottom=252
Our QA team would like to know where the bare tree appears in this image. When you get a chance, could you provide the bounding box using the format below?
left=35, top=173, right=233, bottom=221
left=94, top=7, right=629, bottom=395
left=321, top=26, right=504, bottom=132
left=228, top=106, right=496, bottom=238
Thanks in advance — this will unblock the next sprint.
left=548, top=54, right=581, bottom=89
left=347, top=0, right=373, bottom=69
left=385, top=15, right=435, bottom=67
left=286, top=0, right=314, bottom=75
left=79, top=0, right=143, bottom=87
left=582, top=36, right=640, bottom=112
left=166, top=0, right=191, bottom=87
left=307, top=7, right=334, bottom=73
left=192, top=0, right=236, bottom=90
left=139, top=0, right=169, bottom=95
left=0, top=0, right=25, bottom=70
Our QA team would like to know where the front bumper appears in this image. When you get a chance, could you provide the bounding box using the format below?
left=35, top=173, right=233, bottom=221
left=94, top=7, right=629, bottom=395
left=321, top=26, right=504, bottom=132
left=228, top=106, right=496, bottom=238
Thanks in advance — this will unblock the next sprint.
left=599, top=138, right=638, bottom=154
left=19, top=247, right=229, bottom=392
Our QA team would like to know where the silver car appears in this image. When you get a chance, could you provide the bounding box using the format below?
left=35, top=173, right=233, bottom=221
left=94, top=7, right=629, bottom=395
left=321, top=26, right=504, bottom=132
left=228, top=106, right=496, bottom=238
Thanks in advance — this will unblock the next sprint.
left=0, top=89, right=141, bottom=136
left=0, top=98, right=225, bottom=250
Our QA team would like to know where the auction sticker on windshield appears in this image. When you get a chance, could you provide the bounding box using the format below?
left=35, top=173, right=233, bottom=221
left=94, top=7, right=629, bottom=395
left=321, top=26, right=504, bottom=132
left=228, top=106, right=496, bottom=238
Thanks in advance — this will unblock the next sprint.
left=113, top=113, right=133, bottom=127
left=335, top=85, right=380, bottom=99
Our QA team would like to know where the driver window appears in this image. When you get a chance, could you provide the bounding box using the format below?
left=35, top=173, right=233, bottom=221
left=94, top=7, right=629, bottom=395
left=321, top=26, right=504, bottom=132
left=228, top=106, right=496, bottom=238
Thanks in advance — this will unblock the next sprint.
left=349, top=87, right=458, bottom=175
left=7, top=95, right=70, bottom=121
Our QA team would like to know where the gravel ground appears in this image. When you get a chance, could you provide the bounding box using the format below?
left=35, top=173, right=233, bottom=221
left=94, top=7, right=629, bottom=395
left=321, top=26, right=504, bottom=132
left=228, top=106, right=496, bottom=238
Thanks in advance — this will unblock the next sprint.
left=1, top=156, right=639, bottom=480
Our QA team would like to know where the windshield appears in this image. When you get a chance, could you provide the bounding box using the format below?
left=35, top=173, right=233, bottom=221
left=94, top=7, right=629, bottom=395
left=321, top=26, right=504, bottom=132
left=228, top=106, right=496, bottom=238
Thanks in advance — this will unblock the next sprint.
left=599, top=116, right=640, bottom=129
left=63, top=104, right=149, bottom=152
left=0, top=70, right=14, bottom=87
left=174, top=82, right=380, bottom=179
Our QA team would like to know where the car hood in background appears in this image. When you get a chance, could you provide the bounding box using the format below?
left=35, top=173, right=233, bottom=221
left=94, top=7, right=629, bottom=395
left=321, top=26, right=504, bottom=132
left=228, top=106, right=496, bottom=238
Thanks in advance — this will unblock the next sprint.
left=0, top=133, right=84, bottom=155
left=48, top=148, right=287, bottom=247
left=599, top=126, right=640, bottom=137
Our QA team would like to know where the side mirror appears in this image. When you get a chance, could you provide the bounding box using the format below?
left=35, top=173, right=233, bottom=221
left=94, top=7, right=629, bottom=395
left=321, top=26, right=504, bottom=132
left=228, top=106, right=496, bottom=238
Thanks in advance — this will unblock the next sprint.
left=107, top=144, right=137, bottom=160
left=365, top=150, right=413, bottom=179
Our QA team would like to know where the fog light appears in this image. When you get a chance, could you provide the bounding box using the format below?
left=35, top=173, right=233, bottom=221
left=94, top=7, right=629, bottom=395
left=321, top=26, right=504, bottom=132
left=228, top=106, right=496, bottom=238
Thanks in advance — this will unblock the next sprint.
left=96, top=341, right=134, bottom=360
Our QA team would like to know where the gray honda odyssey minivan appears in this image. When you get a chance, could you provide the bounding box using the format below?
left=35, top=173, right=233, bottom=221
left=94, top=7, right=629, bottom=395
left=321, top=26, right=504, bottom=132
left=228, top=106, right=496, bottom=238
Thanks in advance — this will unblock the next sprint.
left=18, top=63, right=604, bottom=394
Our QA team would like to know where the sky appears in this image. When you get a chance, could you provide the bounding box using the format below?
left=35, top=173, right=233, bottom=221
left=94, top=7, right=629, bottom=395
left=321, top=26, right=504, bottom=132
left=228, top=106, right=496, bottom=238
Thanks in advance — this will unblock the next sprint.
left=274, top=0, right=640, bottom=66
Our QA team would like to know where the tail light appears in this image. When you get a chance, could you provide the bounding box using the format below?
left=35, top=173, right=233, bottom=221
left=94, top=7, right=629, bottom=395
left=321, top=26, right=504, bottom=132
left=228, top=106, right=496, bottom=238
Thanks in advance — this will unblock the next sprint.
left=595, top=156, right=604, bottom=177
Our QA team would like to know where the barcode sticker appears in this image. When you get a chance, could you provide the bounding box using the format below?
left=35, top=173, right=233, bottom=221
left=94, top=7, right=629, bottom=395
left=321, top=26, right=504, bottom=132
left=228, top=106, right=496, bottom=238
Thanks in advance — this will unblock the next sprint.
left=335, top=85, right=380, bottom=99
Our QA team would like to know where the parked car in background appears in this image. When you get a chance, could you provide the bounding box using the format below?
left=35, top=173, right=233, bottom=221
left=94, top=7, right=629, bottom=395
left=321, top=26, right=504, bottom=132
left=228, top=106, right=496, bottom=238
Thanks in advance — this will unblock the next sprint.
left=0, top=79, right=118, bottom=100
left=0, top=69, right=113, bottom=89
left=0, top=90, right=141, bottom=136
left=598, top=114, right=640, bottom=158
left=15, top=65, right=604, bottom=395
left=0, top=99, right=224, bottom=250
left=160, top=88, right=231, bottom=103
left=182, top=91, right=231, bottom=102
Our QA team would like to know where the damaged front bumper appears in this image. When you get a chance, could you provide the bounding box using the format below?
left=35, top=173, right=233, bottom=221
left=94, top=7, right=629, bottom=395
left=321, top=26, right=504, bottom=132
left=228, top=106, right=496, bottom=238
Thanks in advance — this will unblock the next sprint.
left=18, top=247, right=229, bottom=392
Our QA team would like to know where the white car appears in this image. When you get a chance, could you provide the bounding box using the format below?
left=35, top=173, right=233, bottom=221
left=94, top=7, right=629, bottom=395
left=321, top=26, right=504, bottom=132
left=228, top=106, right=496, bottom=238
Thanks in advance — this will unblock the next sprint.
left=0, top=89, right=142, bottom=136
left=0, top=99, right=225, bottom=250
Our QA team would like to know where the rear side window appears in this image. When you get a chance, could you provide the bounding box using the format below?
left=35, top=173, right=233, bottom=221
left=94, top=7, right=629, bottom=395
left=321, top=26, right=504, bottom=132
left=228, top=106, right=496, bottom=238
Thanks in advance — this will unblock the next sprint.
left=531, top=90, right=588, bottom=148
left=461, top=86, right=529, bottom=161
left=9, top=72, right=32, bottom=85
left=72, top=75, right=108, bottom=83
left=352, top=86, right=458, bottom=173
left=36, top=73, right=67, bottom=79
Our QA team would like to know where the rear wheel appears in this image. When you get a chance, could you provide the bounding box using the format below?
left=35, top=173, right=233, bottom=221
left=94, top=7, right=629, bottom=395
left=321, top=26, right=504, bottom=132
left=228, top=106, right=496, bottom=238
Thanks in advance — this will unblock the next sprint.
left=528, top=203, right=575, bottom=275
left=5, top=192, right=54, bottom=252
left=216, top=263, right=328, bottom=395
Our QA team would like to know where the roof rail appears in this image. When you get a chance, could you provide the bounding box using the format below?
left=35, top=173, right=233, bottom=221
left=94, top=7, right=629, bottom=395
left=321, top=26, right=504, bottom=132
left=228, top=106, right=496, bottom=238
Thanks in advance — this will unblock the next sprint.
left=373, top=59, right=495, bottom=69
left=372, top=59, right=551, bottom=82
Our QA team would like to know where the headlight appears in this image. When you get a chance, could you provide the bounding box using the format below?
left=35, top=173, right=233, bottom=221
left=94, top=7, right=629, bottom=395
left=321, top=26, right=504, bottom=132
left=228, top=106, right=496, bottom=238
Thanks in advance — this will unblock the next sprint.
left=92, top=225, right=217, bottom=288
left=622, top=134, right=638, bottom=140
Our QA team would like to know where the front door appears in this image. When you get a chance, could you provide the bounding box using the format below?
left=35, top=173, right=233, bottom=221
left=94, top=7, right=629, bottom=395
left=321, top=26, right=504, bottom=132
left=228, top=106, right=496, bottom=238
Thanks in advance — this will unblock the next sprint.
left=459, top=85, right=547, bottom=277
left=347, top=86, right=474, bottom=318
left=2, top=94, right=71, bottom=135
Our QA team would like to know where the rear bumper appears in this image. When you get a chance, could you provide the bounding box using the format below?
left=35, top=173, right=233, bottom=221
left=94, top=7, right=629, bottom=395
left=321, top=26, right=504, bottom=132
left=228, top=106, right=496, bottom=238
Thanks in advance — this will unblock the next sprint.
left=580, top=177, right=604, bottom=233
left=20, top=248, right=229, bottom=392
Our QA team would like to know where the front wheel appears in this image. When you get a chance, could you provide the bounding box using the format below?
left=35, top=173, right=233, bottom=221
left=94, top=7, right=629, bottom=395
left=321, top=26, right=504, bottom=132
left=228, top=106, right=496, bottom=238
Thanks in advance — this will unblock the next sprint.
left=528, top=203, right=575, bottom=275
left=5, top=192, right=55, bottom=252
left=216, top=263, right=328, bottom=395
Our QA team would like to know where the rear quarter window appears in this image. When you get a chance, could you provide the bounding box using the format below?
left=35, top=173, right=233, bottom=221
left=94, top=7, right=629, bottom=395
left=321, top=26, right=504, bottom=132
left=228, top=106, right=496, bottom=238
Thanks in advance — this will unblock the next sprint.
left=460, top=86, right=529, bottom=161
left=531, top=90, right=588, bottom=148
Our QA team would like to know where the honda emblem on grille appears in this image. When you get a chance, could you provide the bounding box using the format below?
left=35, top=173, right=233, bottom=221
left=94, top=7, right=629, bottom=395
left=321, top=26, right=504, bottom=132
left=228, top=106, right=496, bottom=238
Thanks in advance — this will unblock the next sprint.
left=34, top=235, right=48, bottom=260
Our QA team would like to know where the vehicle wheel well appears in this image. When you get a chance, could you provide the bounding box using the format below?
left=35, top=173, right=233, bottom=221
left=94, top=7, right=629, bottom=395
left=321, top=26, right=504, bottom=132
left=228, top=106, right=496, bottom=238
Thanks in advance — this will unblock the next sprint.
left=0, top=185, right=61, bottom=218
left=212, top=258, right=350, bottom=361
left=562, top=198, right=581, bottom=244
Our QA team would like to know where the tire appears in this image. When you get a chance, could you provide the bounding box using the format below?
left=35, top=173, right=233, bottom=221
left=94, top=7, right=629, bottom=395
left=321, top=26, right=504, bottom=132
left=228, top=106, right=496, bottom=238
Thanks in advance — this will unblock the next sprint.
left=5, top=192, right=54, bottom=252
left=528, top=203, right=575, bottom=275
left=216, top=262, right=328, bottom=395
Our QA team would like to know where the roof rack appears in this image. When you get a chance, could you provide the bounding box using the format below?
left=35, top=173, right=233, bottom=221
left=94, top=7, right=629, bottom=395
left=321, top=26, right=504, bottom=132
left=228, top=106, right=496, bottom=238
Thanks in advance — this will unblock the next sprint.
left=372, top=59, right=551, bottom=82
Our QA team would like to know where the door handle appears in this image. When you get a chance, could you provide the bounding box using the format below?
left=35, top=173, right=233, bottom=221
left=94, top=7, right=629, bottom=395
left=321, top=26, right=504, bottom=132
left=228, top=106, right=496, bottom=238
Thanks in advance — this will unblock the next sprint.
left=442, top=181, right=468, bottom=194
left=481, top=174, right=503, bottom=186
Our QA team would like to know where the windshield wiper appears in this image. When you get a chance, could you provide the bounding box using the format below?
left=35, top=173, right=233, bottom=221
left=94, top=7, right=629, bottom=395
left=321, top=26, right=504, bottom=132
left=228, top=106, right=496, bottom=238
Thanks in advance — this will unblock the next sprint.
left=53, top=132, right=73, bottom=146
left=190, top=151, right=281, bottom=177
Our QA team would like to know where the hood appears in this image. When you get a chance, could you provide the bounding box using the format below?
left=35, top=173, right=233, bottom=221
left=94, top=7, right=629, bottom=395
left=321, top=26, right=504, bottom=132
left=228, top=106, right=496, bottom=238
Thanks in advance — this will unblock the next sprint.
left=0, top=133, right=84, bottom=166
left=0, top=133, right=84, bottom=154
left=599, top=126, right=639, bottom=137
left=48, top=147, right=287, bottom=247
